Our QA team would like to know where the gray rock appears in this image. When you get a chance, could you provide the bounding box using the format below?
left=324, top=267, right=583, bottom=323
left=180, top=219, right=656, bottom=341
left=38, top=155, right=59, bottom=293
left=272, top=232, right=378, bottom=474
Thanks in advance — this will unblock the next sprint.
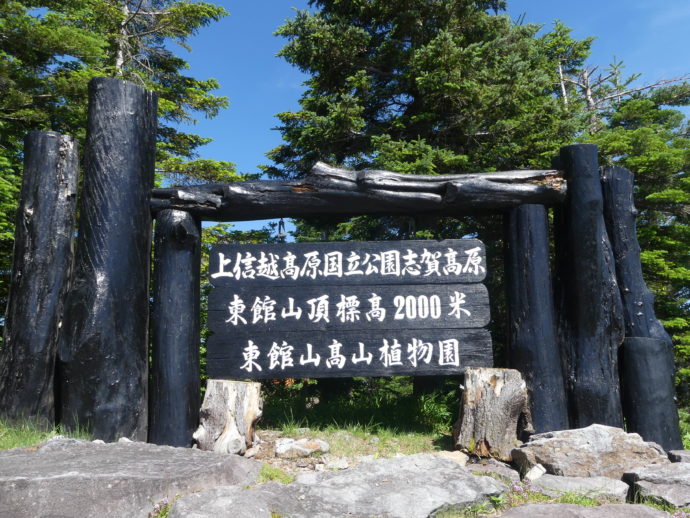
left=324, top=457, right=349, bottom=470
left=624, top=462, right=690, bottom=507
left=0, top=437, right=260, bottom=518
left=169, top=483, right=340, bottom=518
left=433, top=450, right=469, bottom=467
left=668, top=450, right=690, bottom=463
left=469, top=458, right=521, bottom=484
left=170, top=453, right=508, bottom=518
left=530, top=474, right=630, bottom=503
left=524, top=463, right=546, bottom=482
left=498, top=503, right=670, bottom=517
left=511, top=424, right=669, bottom=479
left=275, top=437, right=330, bottom=458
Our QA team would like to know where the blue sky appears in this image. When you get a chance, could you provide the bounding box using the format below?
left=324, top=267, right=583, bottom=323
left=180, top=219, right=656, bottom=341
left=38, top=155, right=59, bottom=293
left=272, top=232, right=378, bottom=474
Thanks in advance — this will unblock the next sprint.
left=177, top=1, right=690, bottom=231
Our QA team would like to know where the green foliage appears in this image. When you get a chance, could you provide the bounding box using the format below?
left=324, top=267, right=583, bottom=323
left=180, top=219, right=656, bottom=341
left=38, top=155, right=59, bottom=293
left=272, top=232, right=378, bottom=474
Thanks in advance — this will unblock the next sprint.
left=0, top=0, right=234, bottom=313
left=148, top=496, right=179, bottom=518
left=435, top=483, right=608, bottom=517
left=0, top=418, right=91, bottom=450
left=261, top=376, right=459, bottom=434
left=268, top=1, right=690, bottom=401
left=266, top=1, right=588, bottom=179
left=257, top=464, right=295, bottom=485
left=265, top=1, right=593, bottom=354
left=679, top=410, right=690, bottom=449
left=583, top=76, right=690, bottom=401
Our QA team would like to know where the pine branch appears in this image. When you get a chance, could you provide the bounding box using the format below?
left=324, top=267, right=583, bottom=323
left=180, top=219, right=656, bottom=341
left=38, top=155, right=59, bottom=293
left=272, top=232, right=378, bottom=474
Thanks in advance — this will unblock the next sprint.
left=601, top=76, right=690, bottom=103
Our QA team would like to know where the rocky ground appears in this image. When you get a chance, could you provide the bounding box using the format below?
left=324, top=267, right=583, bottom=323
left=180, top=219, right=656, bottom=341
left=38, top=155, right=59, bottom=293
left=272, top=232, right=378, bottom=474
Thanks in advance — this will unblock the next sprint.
left=2, top=424, right=690, bottom=517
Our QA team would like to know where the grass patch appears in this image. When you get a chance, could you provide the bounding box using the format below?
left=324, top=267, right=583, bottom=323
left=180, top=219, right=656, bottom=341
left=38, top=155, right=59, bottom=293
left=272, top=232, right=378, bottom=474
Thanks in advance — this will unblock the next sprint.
left=634, top=493, right=689, bottom=515
left=261, top=376, right=459, bottom=435
left=258, top=376, right=459, bottom=460
left=257, top=464, right=295, bottom=484
left=432, top=484, right=613, bottom=517
left=270, top=421, right=449, bottom=459
left=0, top=418, right=91, bottom=450
left=679, top=409, right=690, bottom=450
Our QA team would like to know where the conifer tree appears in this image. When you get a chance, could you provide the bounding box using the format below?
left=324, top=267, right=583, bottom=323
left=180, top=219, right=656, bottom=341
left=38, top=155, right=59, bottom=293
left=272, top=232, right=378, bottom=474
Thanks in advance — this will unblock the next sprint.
left=0, top=0, right=235, bottom=311
left=268, top=1, right=689, bottom=393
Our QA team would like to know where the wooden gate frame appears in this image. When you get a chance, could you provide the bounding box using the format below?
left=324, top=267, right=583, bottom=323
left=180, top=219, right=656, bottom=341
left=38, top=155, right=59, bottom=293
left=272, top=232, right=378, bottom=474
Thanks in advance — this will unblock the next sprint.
left=0, top=77, right=681, bottom=451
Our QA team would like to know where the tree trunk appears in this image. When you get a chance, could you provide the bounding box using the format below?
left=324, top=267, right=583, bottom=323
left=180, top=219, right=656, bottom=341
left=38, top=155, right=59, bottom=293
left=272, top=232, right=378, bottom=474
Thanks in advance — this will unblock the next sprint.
left=193, top=380, right=263, bottom=455
left=554, top=144, right=624, bottom=428
left=0, top=131, right=79, bottom=424
left=58, top=77, right=157, bottom=441
left=505, top=204, right=568, bottom=433
left=453, top=368, right=532, bottom=461
left=601, top=165, right=681, bottom=451
left=149, top=210, right=201, bottom=447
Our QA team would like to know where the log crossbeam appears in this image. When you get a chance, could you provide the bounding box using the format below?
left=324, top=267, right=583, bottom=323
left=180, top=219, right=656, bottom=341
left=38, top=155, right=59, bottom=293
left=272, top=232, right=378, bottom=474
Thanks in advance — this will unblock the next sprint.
left=151, top=162, right=566, bottom=221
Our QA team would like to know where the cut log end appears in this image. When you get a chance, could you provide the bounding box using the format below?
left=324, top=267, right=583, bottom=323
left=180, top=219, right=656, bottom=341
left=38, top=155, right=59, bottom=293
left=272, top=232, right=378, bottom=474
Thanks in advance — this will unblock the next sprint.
left=453, top=368, right=532, bottom=461
left=193, top=380, right=263, bottom=455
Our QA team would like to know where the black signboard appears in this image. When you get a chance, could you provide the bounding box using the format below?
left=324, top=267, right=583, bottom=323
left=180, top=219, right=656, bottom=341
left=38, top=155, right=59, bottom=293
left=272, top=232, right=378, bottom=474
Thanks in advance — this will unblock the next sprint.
left=207, top=239, right=492, bottom=379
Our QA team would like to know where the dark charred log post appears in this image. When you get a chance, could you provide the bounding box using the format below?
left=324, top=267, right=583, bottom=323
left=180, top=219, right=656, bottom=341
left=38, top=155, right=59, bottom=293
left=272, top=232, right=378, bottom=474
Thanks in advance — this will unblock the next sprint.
left=620, top=337, right=681, bottom=450
left=151, top=164, right=566, bottom=220
left=59, top=78, right=157, bottom=441
left=0, top=132, right=79, bottom=424
left=505, top=204, right=568, bottom=433
left=601, top=166, right=681, bottom=450
left=453, top=368, right=532, bottom=461
left=149, top=210, right=201, bottom=447
left=554, top=144, right=625, bottom=428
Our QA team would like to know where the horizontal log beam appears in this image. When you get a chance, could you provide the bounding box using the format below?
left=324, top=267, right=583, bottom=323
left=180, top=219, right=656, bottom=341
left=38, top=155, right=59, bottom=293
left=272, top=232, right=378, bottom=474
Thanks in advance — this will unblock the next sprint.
left=151, top=162, right=566, bottom=221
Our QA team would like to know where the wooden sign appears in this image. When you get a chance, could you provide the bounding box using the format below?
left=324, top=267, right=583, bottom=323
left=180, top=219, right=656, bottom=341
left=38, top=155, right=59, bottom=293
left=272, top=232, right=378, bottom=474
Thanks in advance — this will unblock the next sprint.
left=206, top=239, right=492, bottom=379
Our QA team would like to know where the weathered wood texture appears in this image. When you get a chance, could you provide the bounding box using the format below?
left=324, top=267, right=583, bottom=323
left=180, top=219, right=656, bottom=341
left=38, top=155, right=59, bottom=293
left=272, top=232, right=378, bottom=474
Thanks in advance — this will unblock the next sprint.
left=601, top=166, right=681, bottom=450
left=554, top=144, right=624, bottom=428
left=209, top=239, right=487, bottom=286
left=58, top=78, right=157, bottom=441
left=207, top=239, right=493, bottom=380
left=208, top=284, right=491, bottom=333
left=601, top=166, right=674, bottom=343
left=453, top=368, right=532, bottom=461
left=193, top=380, right=262, bottom=454
left=505, top=204, right=569, bottom=433
left=620, top=337, right=682, bottom=451
left=151, top=163, right=566, bottom=221
left=149, top=210, right=201, bottom=447
left=0, top=131, right=79, bottom=423
left=207, top=328, right=493, bottom=380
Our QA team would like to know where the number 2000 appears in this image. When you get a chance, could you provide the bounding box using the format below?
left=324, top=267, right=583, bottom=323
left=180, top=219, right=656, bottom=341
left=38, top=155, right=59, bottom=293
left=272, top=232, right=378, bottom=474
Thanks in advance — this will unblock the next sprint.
left=393, top=295, right=442, bottom=320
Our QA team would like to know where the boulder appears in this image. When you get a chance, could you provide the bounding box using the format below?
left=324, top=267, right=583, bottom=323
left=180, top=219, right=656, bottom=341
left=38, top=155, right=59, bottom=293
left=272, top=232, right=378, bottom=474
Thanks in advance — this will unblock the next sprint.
left=530, top=474, right=630, bottom=503
left=169, top=483, right=332, bottom=518
left=498, top=503, right=670, bottom=517
left=275, top=437, right=330, bottom=458
left=623, top=462, right=690, bottom=507
left=434, top=450, right=470, bottom=467
left=511, top=424, right=668, bottom=478
left=170, top=453, right=508, bottom=518
left=469, top=458, right=521, bottom=484
left=524, top=463, right=546, bottom=482
left=0, top=437, right=259, bottom=518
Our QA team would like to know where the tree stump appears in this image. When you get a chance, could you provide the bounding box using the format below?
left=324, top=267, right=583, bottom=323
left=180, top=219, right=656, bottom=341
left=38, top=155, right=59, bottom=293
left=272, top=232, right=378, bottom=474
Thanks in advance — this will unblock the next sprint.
left=453, top=368, right=532, bottom=461
left=193, top=380, right=263, bottom=455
